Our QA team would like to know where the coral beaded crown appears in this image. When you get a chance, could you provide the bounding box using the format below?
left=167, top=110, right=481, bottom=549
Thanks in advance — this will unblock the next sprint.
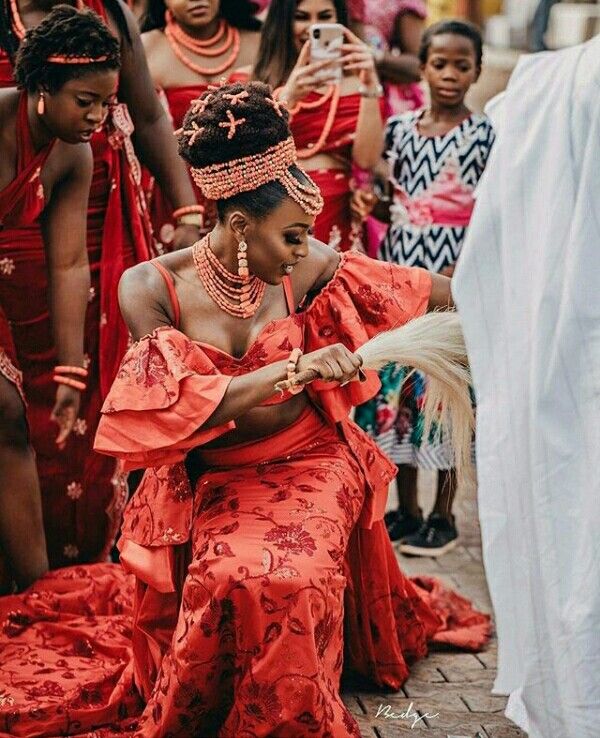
left=177, top=83, right=324, bottom=216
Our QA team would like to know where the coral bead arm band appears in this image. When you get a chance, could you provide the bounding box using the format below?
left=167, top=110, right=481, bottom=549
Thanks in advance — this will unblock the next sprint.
left=53, top=365, right=88, bottom=392
left=172, top=204, right=205, bottom=227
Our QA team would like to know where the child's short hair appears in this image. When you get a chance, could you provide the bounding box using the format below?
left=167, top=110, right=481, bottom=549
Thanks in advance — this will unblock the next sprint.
left=419, top=20, right=483, bottom=68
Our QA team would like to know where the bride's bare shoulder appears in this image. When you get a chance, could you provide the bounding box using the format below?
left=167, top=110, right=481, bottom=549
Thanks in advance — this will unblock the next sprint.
left=302, top=238, right=341, bottom=287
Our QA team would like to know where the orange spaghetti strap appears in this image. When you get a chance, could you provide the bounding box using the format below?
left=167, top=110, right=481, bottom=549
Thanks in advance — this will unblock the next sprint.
left=282, top=275, right=295, bottom=316
left=151, top=261, right=181, bottom=329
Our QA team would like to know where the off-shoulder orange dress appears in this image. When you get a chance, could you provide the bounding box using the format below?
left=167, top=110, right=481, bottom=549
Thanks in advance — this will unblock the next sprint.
left=0, top=254, right=490, bottom=737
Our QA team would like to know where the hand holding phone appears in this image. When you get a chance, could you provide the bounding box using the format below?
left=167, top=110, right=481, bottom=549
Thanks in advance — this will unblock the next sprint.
left=278, top=38, right=342, bottom=110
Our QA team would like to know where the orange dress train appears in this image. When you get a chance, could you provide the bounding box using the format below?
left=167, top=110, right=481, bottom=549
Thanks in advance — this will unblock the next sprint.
left=0, top=254, right=490, bottom=737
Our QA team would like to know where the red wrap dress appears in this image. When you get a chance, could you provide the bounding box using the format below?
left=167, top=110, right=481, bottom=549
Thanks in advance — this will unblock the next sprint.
left=0, top=93, right=55, bottom=406
left=0, top=254, right=490, bottom=737
left=289, top=91, right=384, bottom=252
left=0, top=1, right=152, bottom=568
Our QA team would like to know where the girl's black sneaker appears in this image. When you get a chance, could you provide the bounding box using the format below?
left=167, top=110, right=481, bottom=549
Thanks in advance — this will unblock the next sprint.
left=399, top=512, right=458, bottom=557
left=384, top=509, right=424, bottom=542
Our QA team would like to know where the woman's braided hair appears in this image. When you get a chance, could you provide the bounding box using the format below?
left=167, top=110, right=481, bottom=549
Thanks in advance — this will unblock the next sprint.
left=14, top=5, right=121, bottom=93
left=178, top=81, right=315, bottom=220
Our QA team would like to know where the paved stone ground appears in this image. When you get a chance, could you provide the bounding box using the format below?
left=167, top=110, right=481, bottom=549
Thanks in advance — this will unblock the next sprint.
left=342, top=473, right=527, bottom=738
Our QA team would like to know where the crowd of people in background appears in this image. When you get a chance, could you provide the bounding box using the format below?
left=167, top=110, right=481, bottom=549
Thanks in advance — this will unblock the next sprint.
left=0, top=0, right=495, bottom=593
left=2, top=4, right=597, bottom=738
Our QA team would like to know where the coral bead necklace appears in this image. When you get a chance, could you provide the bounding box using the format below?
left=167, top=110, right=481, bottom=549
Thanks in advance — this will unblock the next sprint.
left=292, top=85, right=341, bottom=160
left=193, top=236, right=266, bottom=319
left=164, top=11, right=241, bottom=78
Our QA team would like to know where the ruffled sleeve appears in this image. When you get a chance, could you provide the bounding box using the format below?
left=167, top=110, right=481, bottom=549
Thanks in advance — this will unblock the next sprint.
left=304, top=252, right=432, bottom=421
left=94, top=326, right=234, bottom=470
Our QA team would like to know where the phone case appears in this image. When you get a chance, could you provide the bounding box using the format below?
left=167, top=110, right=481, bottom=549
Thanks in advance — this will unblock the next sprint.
left=310, top=23, right=344, bottom=82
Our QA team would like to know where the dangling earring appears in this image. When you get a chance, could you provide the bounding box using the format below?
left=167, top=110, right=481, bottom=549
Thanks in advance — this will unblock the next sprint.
left=237, top=240, right=249, bottom=279
left=37, top=93, right=45, bottom=116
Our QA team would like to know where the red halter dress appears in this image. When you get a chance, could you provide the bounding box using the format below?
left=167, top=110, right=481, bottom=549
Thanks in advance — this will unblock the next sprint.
left=0, top=0, right=152, bottom=568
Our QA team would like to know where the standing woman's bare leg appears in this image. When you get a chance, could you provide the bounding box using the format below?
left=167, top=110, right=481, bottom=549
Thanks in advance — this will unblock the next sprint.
left=0, top=373, right=48, bottom=591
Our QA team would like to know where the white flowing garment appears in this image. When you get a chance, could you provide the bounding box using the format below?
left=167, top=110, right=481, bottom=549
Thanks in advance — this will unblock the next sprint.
left=453, top=39, right=600, bottom=738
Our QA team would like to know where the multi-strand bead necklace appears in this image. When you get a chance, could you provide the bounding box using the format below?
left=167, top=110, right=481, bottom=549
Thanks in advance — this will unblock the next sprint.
left=164, top=11, right=241, bottom=77
left=193, top=236, right=266, bottom=319
left=289, top=84, right=341, bottom=160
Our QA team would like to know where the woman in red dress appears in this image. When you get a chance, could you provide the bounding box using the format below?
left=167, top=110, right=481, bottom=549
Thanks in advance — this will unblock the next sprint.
left=0, top=81, right=488, bottom=737
left=141, top=0, right=261, bottom=246
left=0, top=0, right=201, bottom=569
left=254, top=0, right=384, bottom=252
left=0, top=8, right=120, bottom=592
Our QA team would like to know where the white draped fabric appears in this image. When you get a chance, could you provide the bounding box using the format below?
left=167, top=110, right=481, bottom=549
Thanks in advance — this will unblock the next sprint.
left=453, top=39, right=600, bottom=738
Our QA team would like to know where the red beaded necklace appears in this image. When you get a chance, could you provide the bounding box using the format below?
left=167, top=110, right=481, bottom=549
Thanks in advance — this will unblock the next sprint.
left=292, top=85, right=341, bottom=160
left=164, top=11, right=241, bottom=78
left=193, top=236, right=266, bottom=319
left=9, top=0, right=84, bottom=39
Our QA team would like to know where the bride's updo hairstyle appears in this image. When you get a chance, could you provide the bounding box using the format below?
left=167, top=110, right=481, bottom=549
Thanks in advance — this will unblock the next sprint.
left=177, top=81, right=323, bottom=221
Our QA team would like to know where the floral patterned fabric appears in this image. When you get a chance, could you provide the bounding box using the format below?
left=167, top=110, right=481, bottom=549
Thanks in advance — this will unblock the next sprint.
left=0, top=254, right=491, bottom=737
left=0, top=93, right=54, bottom=407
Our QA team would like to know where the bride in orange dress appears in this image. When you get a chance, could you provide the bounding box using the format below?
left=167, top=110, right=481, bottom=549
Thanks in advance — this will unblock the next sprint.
left=0, top=82, right=489, bottom=738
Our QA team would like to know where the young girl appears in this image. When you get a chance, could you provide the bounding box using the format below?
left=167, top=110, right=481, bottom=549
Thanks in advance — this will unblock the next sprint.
left=355, top=20, right=495, bottom=556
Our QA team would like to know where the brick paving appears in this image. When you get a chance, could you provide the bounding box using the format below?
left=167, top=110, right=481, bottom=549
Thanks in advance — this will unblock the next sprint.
left=342, top=473, right=527, bottom=738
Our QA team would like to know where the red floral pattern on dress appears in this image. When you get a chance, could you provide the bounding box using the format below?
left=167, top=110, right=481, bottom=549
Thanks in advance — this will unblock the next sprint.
left=264, top=522, right=317, bottom=557
left=0, top=255, right=490, bottom=737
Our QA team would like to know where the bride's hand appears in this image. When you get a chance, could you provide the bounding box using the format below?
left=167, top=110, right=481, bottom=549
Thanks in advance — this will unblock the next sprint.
left=295, top=344, right=363, bottom=384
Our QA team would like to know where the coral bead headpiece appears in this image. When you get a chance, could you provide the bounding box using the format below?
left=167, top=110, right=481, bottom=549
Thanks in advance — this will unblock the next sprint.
left=46, top=54, right=109, bottom=64
left=189, top=136, right=323, bottom=216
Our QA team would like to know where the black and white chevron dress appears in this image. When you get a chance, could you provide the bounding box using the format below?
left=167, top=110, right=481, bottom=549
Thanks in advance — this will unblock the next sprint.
left=355, top=111, right=495, bottom=469
left=379, top=110, right=495, bottom=271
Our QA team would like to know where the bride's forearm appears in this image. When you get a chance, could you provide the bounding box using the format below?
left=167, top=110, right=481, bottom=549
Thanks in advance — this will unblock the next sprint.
left=428, top=272, right=454, bottom=311
left=203, top=360, right=289, bottom=430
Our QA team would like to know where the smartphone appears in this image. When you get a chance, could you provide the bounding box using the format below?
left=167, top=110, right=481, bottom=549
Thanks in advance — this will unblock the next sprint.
left=309, top=23, right=344, bottom=83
